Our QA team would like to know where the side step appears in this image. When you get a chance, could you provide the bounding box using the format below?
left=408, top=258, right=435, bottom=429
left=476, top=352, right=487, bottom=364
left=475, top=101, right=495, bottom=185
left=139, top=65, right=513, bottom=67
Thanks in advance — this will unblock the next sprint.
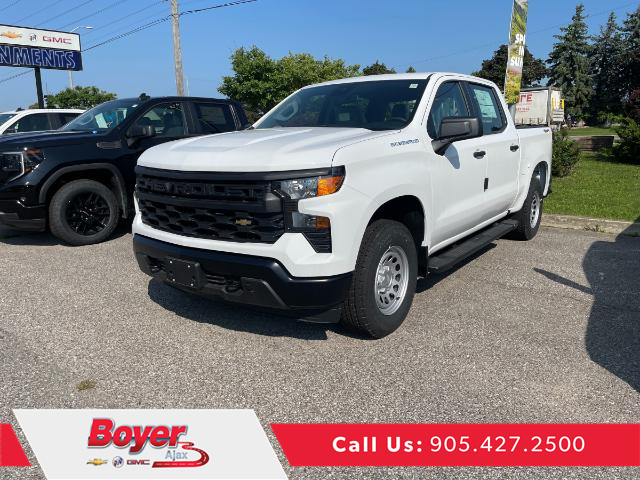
left=427, top=220, right=518, bottom=273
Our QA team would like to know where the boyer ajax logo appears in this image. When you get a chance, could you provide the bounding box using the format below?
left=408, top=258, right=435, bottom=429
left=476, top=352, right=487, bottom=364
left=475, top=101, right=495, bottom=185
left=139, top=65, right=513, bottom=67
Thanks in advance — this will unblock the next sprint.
left=87, top=418, right=210, bottom=468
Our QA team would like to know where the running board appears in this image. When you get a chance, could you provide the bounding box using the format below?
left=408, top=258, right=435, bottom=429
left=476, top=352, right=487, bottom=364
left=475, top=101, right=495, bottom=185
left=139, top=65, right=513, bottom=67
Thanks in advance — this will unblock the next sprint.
left=427, top=220, right=518, bottom=273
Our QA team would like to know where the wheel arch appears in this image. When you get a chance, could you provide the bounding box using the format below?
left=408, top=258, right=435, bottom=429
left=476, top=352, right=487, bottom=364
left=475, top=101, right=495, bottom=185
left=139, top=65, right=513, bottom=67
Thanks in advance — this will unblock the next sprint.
left=367, top=194, right=428, bottom=275
left=39, top=164, right=129, bottom=218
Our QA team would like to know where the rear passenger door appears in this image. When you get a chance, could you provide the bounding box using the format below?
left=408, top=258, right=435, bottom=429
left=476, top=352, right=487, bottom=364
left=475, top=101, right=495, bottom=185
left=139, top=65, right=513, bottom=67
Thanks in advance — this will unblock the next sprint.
left=189, top=102, right=238, bottom=134
left=464, top=82, right=520, bottom=218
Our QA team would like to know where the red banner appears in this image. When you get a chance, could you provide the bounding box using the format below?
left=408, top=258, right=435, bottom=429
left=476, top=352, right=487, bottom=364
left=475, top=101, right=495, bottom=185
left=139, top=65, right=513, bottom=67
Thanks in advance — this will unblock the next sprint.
left=0, top=424, right=31, bottom=467
left=271, top=424, right=640, bottom=467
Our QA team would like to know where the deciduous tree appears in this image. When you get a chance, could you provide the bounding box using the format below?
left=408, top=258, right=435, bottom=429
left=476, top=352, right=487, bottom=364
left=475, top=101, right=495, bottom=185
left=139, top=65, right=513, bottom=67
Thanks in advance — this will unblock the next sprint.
left=219, top=46, right=360, bottom=114
left=43, top=86, right=116, bottom=109
left=472, top=44, right=548, bottom=89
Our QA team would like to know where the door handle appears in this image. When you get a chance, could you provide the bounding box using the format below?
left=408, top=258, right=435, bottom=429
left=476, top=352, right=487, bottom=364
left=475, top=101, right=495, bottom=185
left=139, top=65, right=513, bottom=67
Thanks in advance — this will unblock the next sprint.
left=474, top=150, right=486, bottom=159
left=510, top=144, right=520, bottom=152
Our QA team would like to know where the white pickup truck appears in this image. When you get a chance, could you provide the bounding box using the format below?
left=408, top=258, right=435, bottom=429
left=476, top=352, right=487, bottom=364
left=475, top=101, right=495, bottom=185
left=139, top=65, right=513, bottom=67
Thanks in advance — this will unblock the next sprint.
left=132, top=73, right=551, bottom=338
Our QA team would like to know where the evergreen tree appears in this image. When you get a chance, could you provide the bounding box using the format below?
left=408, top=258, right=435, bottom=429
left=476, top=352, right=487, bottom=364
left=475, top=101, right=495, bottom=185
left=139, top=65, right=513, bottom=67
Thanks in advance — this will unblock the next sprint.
left=589, top=12, right=625, bottom=119
left=406, top=66, right=417, bottom=73
left=621, top=6, right=640, bottom=120
left=547, top=4, right=593, bottom=121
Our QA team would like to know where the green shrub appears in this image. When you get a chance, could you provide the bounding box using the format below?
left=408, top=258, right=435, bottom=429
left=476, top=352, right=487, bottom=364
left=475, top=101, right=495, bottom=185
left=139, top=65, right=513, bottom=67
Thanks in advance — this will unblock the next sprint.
left=552, top=128, right=582, bottom=177
left=608, top=117, right=640, bottom=165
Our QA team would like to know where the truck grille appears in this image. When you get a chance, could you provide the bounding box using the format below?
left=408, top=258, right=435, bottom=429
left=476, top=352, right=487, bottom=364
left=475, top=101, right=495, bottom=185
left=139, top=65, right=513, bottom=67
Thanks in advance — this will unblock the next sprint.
left=136, top=168, right=285, bottom=244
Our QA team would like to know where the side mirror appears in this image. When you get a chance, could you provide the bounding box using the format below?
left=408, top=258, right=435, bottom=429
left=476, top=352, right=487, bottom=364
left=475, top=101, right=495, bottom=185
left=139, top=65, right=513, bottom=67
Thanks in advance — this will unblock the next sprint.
left=127, top=124, right=156, bottom=139
left=432, top=117, right=482, bottom=155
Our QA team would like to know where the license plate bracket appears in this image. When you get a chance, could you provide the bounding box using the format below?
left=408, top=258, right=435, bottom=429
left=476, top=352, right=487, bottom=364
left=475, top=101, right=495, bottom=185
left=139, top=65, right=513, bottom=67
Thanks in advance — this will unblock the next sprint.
left=165, top=257, right=204, bottom=289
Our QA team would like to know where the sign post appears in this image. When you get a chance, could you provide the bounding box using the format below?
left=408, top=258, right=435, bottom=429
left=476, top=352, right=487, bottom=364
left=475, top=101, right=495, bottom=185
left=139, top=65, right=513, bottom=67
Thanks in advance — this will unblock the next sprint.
left=504, top=0, right=529, bottom=118
left=0, top=24, right=83, bottom=108
left=34, top=67, right=44, bottom=108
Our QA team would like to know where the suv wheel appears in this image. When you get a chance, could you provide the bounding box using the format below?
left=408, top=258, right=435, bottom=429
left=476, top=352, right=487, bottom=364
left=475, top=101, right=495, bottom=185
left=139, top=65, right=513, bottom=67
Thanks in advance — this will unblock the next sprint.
left=341, top=219, right=418, bottom=338
left=49, top=179, right=119, bottom=246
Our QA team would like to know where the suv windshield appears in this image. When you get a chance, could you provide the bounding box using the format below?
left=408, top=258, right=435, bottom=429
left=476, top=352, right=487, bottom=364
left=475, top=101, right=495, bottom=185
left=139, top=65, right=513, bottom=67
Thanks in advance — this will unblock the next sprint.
left=0, top=113, right=17, bottom=125
left=62, top=99, right=141, bottom=132
left=256, top=79, right=428, bottom=131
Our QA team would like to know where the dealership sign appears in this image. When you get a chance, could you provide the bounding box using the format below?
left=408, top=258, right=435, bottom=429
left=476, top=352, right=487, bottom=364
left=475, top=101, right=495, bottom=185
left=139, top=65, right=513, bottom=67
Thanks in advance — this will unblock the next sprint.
left=0, top=24, right=82, bottom=71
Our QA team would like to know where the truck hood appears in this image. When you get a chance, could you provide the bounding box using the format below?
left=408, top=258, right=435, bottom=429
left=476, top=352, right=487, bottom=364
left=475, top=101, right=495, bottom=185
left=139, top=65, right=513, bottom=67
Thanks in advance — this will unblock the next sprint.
left=0, top=130, right=105, bottom=148
left=138, top=127, right=394, bottom=172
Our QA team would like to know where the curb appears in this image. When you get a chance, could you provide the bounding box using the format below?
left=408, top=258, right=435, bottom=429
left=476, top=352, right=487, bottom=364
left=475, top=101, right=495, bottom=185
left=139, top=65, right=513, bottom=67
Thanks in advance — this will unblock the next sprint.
left=542, top=214, right=640, bottom=237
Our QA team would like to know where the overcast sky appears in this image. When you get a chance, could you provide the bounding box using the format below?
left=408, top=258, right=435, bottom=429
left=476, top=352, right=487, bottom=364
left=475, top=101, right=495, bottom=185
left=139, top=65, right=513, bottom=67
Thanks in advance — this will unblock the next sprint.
left=0, top=0, right=638, bottom=111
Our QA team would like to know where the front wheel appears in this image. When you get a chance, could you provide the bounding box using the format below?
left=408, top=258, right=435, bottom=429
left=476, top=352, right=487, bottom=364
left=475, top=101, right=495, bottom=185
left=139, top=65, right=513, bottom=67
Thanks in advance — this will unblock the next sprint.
left=49, top=179, right=119, bottom=246
left=341, top=219, right=418, bottom=339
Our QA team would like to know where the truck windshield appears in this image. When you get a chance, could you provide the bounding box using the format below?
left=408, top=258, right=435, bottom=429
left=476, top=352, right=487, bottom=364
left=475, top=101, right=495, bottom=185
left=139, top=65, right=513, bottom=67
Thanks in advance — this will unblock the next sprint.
left=256, top=79, right=428, bottom=131
left=0, top=113, right=17, bottom=125
left=62, top=99, right=141, bottom=132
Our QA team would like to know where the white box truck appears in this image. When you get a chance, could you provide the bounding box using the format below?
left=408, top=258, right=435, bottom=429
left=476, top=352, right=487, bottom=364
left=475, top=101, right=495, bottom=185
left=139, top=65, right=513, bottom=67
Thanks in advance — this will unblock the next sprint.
left=515, top=87, right=564, bottom=127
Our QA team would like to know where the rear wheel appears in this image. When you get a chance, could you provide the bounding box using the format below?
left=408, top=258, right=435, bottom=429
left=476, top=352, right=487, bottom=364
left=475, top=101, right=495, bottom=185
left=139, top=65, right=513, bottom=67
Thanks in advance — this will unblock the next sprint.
left=49, top=179, right=119, bottom=246
left=511, top=175, right=543, bottom=241
left=341, top=219, right=418, bottom=339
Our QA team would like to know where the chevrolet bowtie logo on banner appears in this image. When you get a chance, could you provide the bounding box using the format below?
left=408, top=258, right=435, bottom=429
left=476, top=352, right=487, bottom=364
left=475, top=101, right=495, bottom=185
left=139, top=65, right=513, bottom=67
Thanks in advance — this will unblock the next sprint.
left=12, top=409, right=287, bottom=479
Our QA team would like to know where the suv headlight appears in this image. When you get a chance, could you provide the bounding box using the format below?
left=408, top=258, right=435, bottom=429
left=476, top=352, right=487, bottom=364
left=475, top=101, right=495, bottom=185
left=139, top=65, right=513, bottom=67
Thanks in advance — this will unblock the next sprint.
left=0, top=148, right=44, bottom=181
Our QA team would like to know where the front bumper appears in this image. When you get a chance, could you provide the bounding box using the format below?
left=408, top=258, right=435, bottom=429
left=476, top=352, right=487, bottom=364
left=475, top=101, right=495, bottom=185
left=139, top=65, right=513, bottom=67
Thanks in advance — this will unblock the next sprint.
left=133, top=234, right=352, bottom=320
left=0, top=199, right=46, bottom=231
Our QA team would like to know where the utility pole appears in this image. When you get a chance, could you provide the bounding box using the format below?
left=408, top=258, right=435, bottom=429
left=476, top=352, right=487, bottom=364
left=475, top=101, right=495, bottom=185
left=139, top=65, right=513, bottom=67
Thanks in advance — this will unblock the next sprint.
left=171, top=0, right=185, bottom=95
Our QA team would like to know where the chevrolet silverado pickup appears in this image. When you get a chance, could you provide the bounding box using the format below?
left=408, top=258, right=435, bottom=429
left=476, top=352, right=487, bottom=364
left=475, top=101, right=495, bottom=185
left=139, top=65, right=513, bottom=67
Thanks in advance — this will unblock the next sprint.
left=133, top=73, right=552, bottom=338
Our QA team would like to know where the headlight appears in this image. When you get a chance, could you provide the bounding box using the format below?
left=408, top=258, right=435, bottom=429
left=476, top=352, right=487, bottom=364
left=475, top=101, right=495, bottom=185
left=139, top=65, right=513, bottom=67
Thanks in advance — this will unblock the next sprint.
left=278, top=167, right=345, bottom=200
left=276, top=167, right=345, bottom=253
left=0, top=148, right=44, bottom=181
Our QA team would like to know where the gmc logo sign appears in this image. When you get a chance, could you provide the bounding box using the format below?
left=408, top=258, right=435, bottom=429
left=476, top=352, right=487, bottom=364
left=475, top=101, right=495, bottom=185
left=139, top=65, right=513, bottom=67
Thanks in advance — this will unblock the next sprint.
left=42, top=35, right=72, bottom=45
left=127, top=459, right=150, bottom=465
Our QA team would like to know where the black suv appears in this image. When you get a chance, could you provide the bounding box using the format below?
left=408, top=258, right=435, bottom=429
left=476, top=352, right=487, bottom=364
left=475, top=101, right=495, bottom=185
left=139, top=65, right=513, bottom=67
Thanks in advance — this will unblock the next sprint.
left=0, top=95, right=248, bottom=245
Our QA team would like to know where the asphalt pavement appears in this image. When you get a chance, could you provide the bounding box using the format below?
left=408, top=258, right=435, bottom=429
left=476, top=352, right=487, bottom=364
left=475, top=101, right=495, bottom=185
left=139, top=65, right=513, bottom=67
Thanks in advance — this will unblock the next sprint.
left=1, top=224, right=638, bottom=479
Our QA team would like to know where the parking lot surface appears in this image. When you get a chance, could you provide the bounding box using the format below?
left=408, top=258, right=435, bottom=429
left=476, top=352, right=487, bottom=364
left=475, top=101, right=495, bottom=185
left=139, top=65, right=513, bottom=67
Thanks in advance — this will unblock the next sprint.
left=1, top=225, right=638, bottom=479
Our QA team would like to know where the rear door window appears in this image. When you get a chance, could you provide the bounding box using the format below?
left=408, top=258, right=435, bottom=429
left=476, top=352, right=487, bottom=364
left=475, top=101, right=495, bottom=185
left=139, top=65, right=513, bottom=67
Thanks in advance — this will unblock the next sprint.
left=193, top=103, right=236, bottom=133
left=467, top=83, right=506, bottom=134
left=8, top=113, right=52, bottom=133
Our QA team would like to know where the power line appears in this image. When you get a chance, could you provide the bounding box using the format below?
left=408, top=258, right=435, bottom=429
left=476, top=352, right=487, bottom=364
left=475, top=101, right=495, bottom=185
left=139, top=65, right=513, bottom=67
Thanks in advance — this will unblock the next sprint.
left=0, top=0, right=22, bottom=14
left=81, top=0, right=165, bottom=37
left=84, top=0, right=257, bottom=51
left=57, top=0, right=129, bottom=31
left=0, top=0, right=257, bottom=87
left=35, top=0, right=96, bottom=28
left=83, top=1, right=169, bottom=45
left=12, top=2, right=66, bottom=26
left=0, top=69, right=30, bottom=84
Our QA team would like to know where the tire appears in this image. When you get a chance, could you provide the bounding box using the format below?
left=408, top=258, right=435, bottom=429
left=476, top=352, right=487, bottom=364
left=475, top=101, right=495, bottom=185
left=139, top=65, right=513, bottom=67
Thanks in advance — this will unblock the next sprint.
left=341, top=219, right=418, bottom=339
left=511, top=176, right=544, bottom=241
left=49, top=179, right=119, bottom=246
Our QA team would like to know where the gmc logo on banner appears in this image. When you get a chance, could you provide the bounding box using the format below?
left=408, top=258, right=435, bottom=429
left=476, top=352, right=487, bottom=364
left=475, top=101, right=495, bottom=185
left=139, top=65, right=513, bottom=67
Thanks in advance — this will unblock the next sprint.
left=42, top=36, right=72, bottom=45
left=127, top=459, right=150, bottom=465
